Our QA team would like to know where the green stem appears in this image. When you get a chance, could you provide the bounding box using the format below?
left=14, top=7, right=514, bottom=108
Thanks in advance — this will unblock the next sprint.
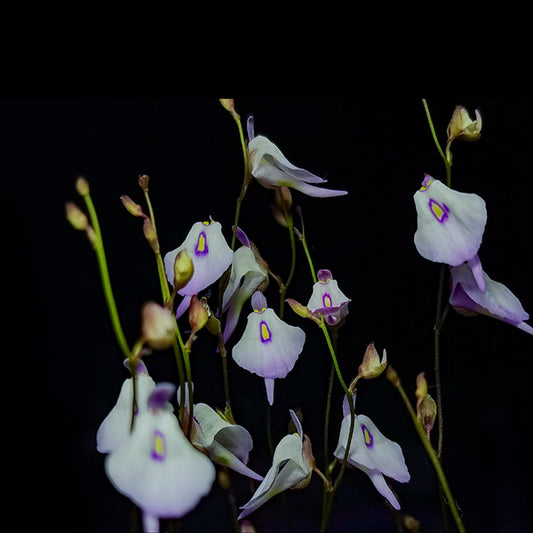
left=83, top=192, right=132, bottom=360
left=435, top=264, right=447, bottom=458
left=230, top=110, right=251, bottom=251
left=279, top=214, right=296, bottom=319
left=388, top=368, right=466, bottom=533
left=319, top=319, right=349, bottom=396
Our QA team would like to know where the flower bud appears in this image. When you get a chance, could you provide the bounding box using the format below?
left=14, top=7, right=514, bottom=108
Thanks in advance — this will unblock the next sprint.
left=143, top=217, right=159, bottom=253
left=173, top=249, right=194, bottom=291
left=415, top=372, right=437, bottom=439
left=385, top=365, right=400, bottom=388
left=447, top=106, right=482, bottom=143
left=65, top=202, right=89, bottom=231
left=141, top=301, right=175, bottom=350
left=120, top=195, right=145, bottom=217
left=271, top=186, right=293, bottom=228
left=358, top=343, right=387, bottom=379
left=188, top=295, right=210, bottom=335
left=285, top=298, right=321, bottom=326
left=138, top=174, right=150, bottom=192
left=219, top=99, right=240, bottom=120
left=75, top=176, right=90, bottom=196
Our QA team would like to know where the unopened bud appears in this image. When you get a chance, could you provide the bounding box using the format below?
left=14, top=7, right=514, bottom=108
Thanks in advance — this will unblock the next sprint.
left=188, top=295, right=210, bottom=335
left=138, top=174, right=150, bottom=192
left=358, top=343, right=387, bottom=379
left=271, top=186, right=293, bottom=228
left=65, top=202, right=89, bottom=230
left=385, top=365, right=400, bottom=388
left=447, top=105, right=482, bottom=143
left=143, top=217, right=159, bottom=253
left=173, top=250, right=194, bottom=291
left=75, top=176, right=90, bottom=196
left=415, top=372, right=437, bottom=438
left=141, top=301, right=176, bottom=350
left=217, top=467, right=232, bottom=490
left=285, top=298, right=321, bottom=325
left=120, top=195, right=145, bottom=217
left=219, top=99, right=240, bottom=120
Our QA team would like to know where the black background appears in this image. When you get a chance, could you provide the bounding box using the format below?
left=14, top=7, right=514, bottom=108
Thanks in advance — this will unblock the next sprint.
left=4, top=98, right=533, bottom=532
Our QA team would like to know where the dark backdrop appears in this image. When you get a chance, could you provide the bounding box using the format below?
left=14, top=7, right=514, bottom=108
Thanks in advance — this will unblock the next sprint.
left=4, top=98, right=533, bottom=532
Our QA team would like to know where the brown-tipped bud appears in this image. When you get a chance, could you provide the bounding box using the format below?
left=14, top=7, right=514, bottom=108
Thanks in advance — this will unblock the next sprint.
left=188, top=295, right=210, bottom=335
left=447, top=106, right=482, bottom=143
left=120, top=195, right=145, bottom=217
left=285, top=298, right=321, bottom=326
left=219, top=99, right=240, bottom=120
left=217, top=467, right=232, bottom=491
left=65, top=202, right=89, bottom=231
left=385, top=365, right=400, bottom=388
left=415, top=372, right=437, bottom=438
left=358, top=343, right=387, bottom=379
left=415, top=372, right=428, bottom=408
left=143, top=217, right=159, bottom=253
left=173, top=250, right=194, bottom=291
left=138, top=174, right=150, bottom=192
left=141, top=301, right=176, bottom=350
left=75, top=176, right=90, bottom=196
left=271, top=186, right=293, bottom=228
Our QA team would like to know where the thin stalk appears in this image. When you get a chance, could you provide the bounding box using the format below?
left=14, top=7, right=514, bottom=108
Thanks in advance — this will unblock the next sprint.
left=83, top=192, right=131, bottom=360
left=387, top=367, right=466, bottom=533
left=230, top=109, right=251, bottom=251
left=279, top=214, right=297, bottom=319
left=434, top=264, right=447, bottom=458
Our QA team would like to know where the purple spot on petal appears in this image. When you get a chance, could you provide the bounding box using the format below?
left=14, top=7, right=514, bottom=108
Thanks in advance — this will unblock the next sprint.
left=361, top=424, right=373, bottom=448
left=195, top=231, right=209, bottom=256
left=428, top=198, right=449, bottom=223
left=259, top=320, right=272, bottom=343
left=151, top=429, right=166, bottom=461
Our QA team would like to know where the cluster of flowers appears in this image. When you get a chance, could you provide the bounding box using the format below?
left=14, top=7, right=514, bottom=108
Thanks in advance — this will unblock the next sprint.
left=68, top=101, right=532, bottom=533
left=92, top=112, right=411, bottom=532
left=413, top=107, right=533, bottom=334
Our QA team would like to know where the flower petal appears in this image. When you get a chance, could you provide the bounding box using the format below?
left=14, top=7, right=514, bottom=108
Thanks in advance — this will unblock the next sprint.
left=450, top=263, right=532, bottom=330
left=413, top=178, right=487, bottom=266
left=164, top=220, right=233, bottom=295
left=105, top=410, right=215, bottom=519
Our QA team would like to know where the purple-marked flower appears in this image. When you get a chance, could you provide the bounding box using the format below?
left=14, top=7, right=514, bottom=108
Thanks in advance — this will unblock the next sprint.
left=164, top=219, right=233, bottom=318
left=449, top=262, right=533, bottom=334
left=221, top=228, right=268, bottom=343
left=334, top=400, right=410, bottom=510
left=247, top=116, right=348, bottom=198
left=414, top=175, right=487, bottom=286
left=306, top=269, right=351, bottom=326
left=232, top=292, right=306, bottom=405
left=238, top=410, right=313, bottom=519
left=105, top=383, right=216, bottom=533
left=97, top=361, right=165, bottom=454
left=183, top=398, right=264, bottom=481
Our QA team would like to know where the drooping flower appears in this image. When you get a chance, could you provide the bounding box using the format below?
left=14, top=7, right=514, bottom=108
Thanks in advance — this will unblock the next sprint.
left=449, top=262, right=533, bottom=334
left=232, top=291, right=306, bottom=405
left=177, top=387, right=263, bottom=481
left=164, top=219, right=233, bottom=318
left=447, top=106, right=482, bottom=144
left=97, top=360, right=163, bottom=454
left=105, top=383, right=216, bottom=533
left=413, top=175, right=487, bottom=288
left=306, top=269, right=351, bottom=327
left=238, top=410, right=314, bottom=519
left=221, top=228, right=268, bottom=343
left=246, top=116, right=347, bottom=198
left=334, top=399, right=410, bottom=510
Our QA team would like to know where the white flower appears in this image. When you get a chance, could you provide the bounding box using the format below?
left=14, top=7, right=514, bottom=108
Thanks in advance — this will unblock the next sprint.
left=105, top=383, right=215, bottom=532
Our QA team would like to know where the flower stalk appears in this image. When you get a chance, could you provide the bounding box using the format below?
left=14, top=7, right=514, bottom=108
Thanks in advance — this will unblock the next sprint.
left=386, top=365, right=466, bottom=533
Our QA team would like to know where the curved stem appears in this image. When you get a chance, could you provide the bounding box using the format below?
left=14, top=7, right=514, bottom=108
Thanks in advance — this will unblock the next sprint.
left=83, top=192, right=132, bottom=361
left=387, top=367, right=466, bottom=533
left=422, top=98, right=447, bottom=168
left=279, top=214, right=296, bottom=319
